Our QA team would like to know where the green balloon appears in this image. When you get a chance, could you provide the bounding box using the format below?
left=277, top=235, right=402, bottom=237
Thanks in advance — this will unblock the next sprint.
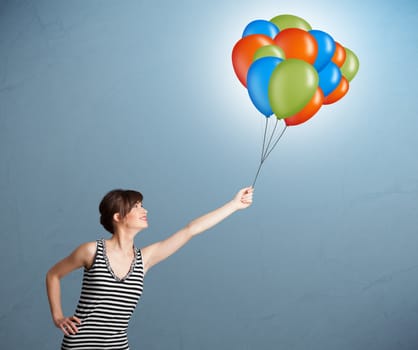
left=268, top=59, right=318, bottom=118
left=340, top=47, right=359, bottom=82
left=253, top=45, right=286, bottom=61
left=270, top=14, right=312, bottom=31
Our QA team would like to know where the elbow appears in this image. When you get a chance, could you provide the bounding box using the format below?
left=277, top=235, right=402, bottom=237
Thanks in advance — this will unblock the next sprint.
left=46, top=268, right=60, bottom=285
left=184, top=223, right=198, bottom=238
left=45, top=269, right=53, bottom=285
left=45, top=269, right=62, bottom=295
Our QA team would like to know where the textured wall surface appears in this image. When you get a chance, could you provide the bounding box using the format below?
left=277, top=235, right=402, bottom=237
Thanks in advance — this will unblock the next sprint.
left=1, top=0, right=418, bottom=349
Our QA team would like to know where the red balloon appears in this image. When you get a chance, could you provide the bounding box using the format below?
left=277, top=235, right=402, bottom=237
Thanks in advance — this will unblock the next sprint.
left=331, top=42, right=346, bottom=67
left=273, top=28, right=318, bottom=64
left=284, top=88, right=324, bottom=126
left=232, top=34, right=275, bottom=87
left=323, top=77, right=349, bottom=104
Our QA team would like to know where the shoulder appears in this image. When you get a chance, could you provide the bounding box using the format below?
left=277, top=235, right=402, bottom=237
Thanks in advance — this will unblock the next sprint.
left=48, top=240, right=99, bottom=276
left=71, top=241, right=98, bottom=268
left=75, top=241, right=97, bottom=255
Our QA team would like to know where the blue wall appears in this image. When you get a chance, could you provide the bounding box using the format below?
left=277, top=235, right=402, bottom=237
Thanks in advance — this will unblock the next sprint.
left=1, top=0, right=418, bottom=349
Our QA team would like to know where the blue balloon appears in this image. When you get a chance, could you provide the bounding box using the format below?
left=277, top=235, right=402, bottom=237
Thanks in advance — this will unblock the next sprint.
left=242, top=20, right=280, bottom=39
left=309, top=30, right=336, bottom=72
left=247, top=57, right=283, bottom=117
left=318, top=62, right=342, bottom=96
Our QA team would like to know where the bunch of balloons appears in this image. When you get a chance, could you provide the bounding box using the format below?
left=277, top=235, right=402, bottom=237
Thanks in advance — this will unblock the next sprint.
left=232, top=14, right=359, bottom=125
left=231, top=14, right=359, bottom=185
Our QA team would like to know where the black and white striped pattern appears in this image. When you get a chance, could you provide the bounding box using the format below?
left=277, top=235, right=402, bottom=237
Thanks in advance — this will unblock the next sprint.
left=61, top=239, right=144, bottom=350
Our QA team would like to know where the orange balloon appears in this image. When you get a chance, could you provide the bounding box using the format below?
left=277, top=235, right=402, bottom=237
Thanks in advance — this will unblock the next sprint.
left=323, top=77, right=349, bottom=104
left=232, top=34, right=275, bottom=87
left=284, top=88, right=324, bottom=126
left=331, top=42, right=346, bottom=67
left=273, top=28, right=318, bottom=64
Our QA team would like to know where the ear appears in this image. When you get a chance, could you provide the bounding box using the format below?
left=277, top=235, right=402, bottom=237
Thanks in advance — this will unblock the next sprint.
left=113, top=212, right=122, bottom=223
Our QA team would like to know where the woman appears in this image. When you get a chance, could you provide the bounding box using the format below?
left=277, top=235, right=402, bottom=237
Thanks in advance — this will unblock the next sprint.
left=46, top=186, right=254, bottom=349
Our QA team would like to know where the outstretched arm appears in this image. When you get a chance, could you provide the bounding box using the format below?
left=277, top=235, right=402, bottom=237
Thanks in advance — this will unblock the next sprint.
left=141, top=187, right=253, bottom=274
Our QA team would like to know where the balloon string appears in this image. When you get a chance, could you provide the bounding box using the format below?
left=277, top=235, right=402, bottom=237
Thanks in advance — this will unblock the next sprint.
left=252, top=160, right=264, bottom=188
left=263, top=125, right=287, bottom=161
left=253, top=118, right=273, bottom=187
left=252, top=118, right=273, bottom=187
left=263, top=118, right=278, bottom=160
left=252, top=123, right=287, bottom=188
left=260, top=118, right=268, bottom=163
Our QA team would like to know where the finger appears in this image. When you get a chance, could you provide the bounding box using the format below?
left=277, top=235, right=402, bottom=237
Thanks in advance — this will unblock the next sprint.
left=244, top=189, right=254, bottom=196
left=241, top=199, right=252, bottom=204
left=61, top=325, right=70, bottom=336
left=62, top=321, right=77, bottom=335
left=238, top=189, right=247, bottom=196
left=68, top=321, right=78, bottom=334
left=72, top=316, right=82, bottom=325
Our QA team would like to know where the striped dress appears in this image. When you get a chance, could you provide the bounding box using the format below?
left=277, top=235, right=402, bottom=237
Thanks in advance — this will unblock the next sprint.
left=61, top=239, right=144, bottom=350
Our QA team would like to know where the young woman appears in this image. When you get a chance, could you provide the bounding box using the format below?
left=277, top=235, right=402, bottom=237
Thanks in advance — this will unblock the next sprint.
left=46, top=186, right=254, bottom=349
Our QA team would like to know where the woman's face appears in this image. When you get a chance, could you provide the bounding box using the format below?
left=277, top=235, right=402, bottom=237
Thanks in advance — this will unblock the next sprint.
left=123, top=201, right=148, bottom=230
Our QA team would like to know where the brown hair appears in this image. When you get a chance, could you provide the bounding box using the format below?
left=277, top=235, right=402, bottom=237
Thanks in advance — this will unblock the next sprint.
left=99, top=189, right=143, bottom=234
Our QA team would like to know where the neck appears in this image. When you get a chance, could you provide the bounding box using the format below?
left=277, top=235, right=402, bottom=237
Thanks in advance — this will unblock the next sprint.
left=108, top=231, right=136, bottom=252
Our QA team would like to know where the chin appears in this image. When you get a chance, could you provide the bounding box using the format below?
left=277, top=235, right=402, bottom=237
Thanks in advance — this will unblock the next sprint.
left=133, top=223, right=148, bottom=232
